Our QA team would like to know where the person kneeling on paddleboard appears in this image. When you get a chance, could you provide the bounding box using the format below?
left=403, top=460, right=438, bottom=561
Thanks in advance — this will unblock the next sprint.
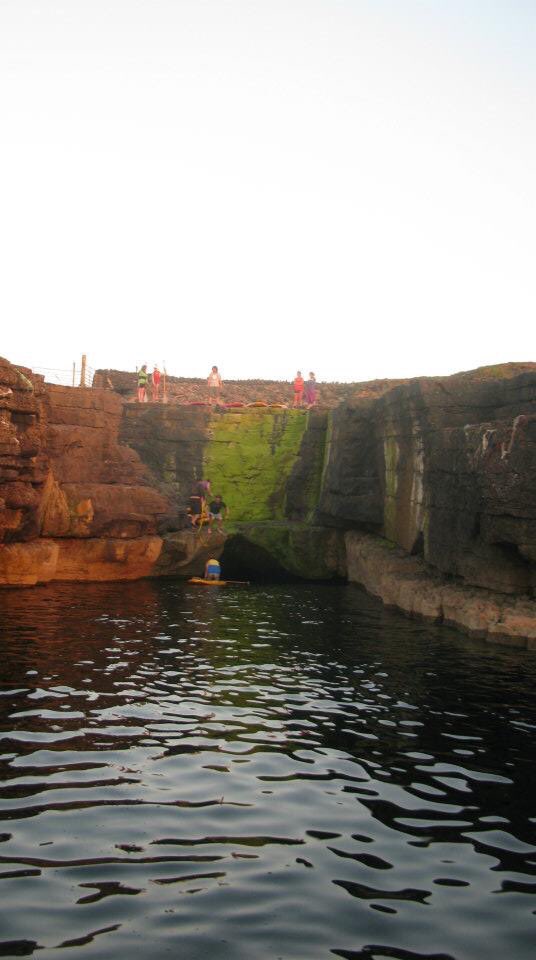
left=204, top=558, right=221, bottom=581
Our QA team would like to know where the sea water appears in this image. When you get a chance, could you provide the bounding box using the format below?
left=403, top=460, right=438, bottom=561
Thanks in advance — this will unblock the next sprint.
left=0, top=580, right=535, bottom=960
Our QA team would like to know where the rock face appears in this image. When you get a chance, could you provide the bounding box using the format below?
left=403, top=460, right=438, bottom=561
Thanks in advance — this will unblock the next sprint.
left=154, top=529, right=227, bottom=580
left=221, top=523, right=346, bottom=581
left=119, top=403, right=343, bottom=580
left=0, top=358, right=174, bottom=585
left=119, top=403, right=210, bottom=510
left=120, top=404, right=331, bottom=524
left=345, top=531, right=536, bottom=650
left=43, top=387, right=171, bottom=539
left=319, top=365, right=536, bottom=597
left=0, top=358, right=47, bottom=544
left=204, top=408, right=317, bottom=522
left=3, top=355, right=536, bottom=647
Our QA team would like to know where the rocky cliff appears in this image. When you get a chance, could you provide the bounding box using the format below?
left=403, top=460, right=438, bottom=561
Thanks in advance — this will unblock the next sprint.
left=115, top=366, right=536, bottom=605
left=3, top=355, right=536, bottom=648
left=0, top=357, right=171, bottom=585
left=0, top=358, right=48, bottom=545
left=0, top=359, right=342, bottom=586
left=119, top=402, right=344, bottom=581
left=319, top=365, right=536, bottom=595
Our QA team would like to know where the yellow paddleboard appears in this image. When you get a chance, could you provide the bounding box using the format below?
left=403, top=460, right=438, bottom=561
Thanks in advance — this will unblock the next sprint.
left=188, top=577, right=249, bottom=586
left=189, top=577, right=227, bottom=586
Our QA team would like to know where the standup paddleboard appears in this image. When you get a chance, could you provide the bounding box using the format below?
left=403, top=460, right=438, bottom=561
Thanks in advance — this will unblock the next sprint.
left=188, top=577, right=249, bottom=586
left=189, top=577, right=227, bottom=586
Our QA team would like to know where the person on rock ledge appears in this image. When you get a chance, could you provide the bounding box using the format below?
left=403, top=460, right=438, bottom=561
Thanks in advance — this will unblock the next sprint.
left=152, top=365, right=161, bottom=401
left=188, top=483, right=207, bottom=528
left=293, top=371, right=304, bottom=407
left=137, top=365, right=149, bottom=402
left=304, top=372, right=317, bottom=408
left=207, top=365, right=223, bottom=405
left=208, top=494, right=228, bottom=533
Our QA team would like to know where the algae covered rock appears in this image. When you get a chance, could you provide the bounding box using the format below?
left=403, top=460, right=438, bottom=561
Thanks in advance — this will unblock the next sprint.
left=204, top=408, right=310, bottom=522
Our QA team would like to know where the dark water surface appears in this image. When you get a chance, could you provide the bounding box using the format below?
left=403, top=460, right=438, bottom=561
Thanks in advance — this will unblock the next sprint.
left=0, top=581, right=535, bottom=960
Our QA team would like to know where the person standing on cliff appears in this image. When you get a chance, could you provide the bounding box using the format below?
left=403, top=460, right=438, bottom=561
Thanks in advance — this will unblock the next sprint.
left=304, top=372, right=317, bottom=407
left=152, top=365, right=161, bottom=402
left=137, top=365, right=149, bottom=402
left=207, top=366, right=223, bottom=405
left=293, top=371, right=304, bottom=407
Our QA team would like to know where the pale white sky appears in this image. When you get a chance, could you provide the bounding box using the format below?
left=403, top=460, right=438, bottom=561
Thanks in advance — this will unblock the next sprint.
left=1, top=0, right=535, bottom=383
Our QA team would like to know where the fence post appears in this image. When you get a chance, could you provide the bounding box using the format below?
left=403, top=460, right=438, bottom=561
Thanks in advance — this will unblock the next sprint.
left=72, top=363, right=76, bottom=387
left=80, top=355, right=87, bottom=387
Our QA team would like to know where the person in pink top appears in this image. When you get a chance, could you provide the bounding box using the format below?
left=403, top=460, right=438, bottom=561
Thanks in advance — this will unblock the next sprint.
left=304, top=372, right=317, bottom=407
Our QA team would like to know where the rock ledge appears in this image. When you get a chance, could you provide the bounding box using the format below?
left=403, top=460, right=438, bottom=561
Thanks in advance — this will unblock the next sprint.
left=346, top=531, right=536, bottom=650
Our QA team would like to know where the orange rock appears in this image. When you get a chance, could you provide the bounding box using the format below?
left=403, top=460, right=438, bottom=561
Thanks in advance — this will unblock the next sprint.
left=53, top=536, right=163, bottom=581
left=1, top=359, right=175, bottom=585
left=0, top=540, right=59, bottom=586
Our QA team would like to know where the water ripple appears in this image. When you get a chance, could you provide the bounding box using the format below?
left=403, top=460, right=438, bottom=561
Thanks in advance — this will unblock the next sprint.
left=1, top=580, right=536, bottom=959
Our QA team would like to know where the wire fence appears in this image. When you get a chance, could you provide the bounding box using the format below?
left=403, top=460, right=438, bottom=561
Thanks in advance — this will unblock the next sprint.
left=27, top=358, right=96, bottom=388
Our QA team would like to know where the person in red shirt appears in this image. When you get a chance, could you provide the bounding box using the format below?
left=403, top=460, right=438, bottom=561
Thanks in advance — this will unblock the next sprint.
left=293, top=371, right=304, bottom=407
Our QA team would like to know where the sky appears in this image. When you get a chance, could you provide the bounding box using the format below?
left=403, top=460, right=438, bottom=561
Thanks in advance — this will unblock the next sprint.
left=1, top=0, right=535, bottom=384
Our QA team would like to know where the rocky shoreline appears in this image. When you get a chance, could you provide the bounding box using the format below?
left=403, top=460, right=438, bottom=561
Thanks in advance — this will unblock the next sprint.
left=345, top=531, right=536, bottom=650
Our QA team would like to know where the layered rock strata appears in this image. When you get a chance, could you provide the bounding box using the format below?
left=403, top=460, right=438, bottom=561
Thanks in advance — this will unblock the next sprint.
left=0, top=358, right=47, bottom=544
left=0, top=358, right=173, bottom=585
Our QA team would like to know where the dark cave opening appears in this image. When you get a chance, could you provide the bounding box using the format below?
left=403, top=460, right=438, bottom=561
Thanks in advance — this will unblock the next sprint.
left=220, top=535, right=306, bottom=583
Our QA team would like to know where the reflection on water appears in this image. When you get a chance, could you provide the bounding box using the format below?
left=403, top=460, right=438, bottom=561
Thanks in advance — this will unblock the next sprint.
left=0, top=580, right=535, bottom=960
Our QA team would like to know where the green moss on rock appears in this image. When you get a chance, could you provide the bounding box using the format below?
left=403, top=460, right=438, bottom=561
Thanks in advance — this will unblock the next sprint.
left=204, top=409, right=308, bottom=521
